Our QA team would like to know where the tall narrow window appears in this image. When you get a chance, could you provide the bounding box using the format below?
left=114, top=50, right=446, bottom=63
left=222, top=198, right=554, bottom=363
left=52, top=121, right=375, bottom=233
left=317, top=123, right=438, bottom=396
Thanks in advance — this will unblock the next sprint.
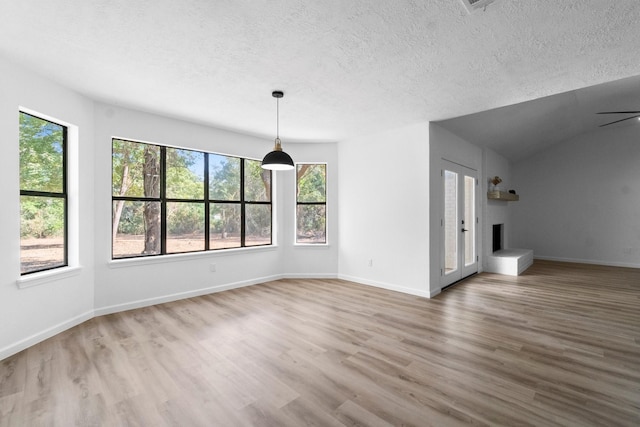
left=296, top=163, right=326, bottom=244
left=19, top=112, right=67, bottom=274
left=209, top=154, right=241, bottom=249
left=166, top=147, right=205, bottom=254
left=244, top=159, right=272, bottom=247
left=112, top=139, right=161, bottom=258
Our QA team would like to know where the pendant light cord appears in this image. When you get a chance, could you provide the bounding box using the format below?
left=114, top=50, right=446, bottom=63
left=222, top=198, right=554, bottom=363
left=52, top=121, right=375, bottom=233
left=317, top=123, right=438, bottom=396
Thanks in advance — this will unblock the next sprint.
left=276, top=97, right=280, bottom=140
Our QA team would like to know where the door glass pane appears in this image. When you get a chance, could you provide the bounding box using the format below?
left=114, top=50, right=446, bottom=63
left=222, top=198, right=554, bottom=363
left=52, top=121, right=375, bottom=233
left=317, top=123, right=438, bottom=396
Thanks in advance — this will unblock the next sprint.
left=444, top=170, right=457, bottom=274
left=464, top=175, right=476, bottom=266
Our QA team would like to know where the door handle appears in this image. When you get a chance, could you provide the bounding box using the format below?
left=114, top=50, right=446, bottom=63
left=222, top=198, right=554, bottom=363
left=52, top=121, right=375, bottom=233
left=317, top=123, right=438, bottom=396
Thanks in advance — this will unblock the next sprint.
left=461, top=228, right=468, bottom=232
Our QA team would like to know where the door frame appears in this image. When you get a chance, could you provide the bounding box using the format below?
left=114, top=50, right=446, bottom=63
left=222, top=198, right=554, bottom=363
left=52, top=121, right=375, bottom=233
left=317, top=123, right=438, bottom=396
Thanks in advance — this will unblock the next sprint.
left=440, top=160, right=479, bottom=287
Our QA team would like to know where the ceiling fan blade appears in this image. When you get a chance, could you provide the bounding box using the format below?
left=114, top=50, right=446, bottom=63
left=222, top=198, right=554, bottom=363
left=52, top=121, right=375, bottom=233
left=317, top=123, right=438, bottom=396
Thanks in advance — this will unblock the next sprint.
left=599, top=114, right=640, bottom=127
left=597, top=111, right=640, bottom=114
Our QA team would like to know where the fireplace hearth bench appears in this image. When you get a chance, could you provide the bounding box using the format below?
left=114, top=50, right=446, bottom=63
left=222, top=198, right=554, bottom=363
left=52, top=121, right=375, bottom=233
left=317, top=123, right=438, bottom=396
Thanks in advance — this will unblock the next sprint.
left=485, top=248, right=533, bottom=276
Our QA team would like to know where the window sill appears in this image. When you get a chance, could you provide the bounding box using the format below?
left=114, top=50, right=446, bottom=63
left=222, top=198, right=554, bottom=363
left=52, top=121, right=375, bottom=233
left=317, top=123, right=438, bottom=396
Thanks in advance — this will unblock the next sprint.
left=294, top=243, right=331, bottom=249
left=108, top=245, right=278, bottom=269
left=16, top=266, right=83, bottom=289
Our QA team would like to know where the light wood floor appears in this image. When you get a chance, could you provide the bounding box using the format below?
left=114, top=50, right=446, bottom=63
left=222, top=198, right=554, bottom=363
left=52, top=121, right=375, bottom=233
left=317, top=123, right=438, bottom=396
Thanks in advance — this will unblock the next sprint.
left=1, top=260, right=639, bottom=426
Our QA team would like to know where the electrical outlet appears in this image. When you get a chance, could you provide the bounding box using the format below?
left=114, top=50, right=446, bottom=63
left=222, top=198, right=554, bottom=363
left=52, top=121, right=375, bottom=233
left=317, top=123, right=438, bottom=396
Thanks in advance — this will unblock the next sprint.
left=209, top=264, right=217, bottom=272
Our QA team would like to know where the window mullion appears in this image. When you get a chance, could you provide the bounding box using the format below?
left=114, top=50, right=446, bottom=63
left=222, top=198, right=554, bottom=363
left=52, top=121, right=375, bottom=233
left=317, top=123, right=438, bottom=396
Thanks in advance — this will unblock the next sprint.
left=204, top=153, right=210, bottom=251
left=20, top=190, right=65, bottom=198
left=160, top=146, right=167, bottom=255
left=62, top=125, right=68, bottom=269
left=240, top=158, right=246, bottom=247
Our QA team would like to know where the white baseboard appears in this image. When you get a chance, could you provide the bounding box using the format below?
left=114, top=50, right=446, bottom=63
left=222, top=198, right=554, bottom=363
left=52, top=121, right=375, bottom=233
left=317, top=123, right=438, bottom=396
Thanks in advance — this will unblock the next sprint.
left=282, top=273, right=339, bottom=279
left=0, top=310, right=94, bottom=361
left=337, top=274, right=432, bottom=299
left=94, top=274, right=284, bottom=316
left=534, top=256, right=640, bottom=269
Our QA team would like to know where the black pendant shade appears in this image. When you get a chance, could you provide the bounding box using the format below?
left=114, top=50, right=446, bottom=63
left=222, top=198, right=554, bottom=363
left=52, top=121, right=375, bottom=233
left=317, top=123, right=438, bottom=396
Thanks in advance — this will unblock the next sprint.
left=262, top=139, right=294, bottom=170
left=262, top=91, right=294, bottom=171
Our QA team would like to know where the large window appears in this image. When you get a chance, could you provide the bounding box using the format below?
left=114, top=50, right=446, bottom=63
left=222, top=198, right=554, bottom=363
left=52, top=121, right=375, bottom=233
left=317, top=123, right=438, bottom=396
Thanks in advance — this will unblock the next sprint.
left=296, top=163, right=326, bottom=244
left=19, top=112, right=68, bottom=274
left=112, top=139, right=271, bottom=259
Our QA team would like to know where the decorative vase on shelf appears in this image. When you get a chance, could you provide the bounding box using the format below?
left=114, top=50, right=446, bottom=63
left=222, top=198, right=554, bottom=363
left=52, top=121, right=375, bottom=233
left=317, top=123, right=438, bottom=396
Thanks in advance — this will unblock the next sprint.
left=489, top=176, right=503, bottom=192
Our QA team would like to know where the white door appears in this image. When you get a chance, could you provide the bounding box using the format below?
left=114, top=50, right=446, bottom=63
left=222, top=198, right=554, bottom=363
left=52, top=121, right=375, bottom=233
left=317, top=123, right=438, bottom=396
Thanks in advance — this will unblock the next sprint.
left=441, top=162, right=478, bottom=287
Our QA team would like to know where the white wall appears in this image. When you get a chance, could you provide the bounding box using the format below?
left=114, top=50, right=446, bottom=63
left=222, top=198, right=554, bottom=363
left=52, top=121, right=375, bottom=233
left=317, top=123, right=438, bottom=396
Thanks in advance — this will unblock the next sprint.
left=512, top=125, right=640, bottom=268
left=338, top=123, right=431, bottom=298
left=0, top=58, right=95, bottom=359
left=428, top=124, right=483, bottom=295
left=93, top=104, right=339, bottom=314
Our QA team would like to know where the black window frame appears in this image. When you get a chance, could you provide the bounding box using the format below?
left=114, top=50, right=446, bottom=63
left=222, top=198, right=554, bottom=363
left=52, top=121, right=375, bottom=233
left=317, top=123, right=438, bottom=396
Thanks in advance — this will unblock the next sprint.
left=111, top=138, right=272, bottom=259
left=19, top=111, right=69, bottom=275
left=295, top=163, right=327, bottom=245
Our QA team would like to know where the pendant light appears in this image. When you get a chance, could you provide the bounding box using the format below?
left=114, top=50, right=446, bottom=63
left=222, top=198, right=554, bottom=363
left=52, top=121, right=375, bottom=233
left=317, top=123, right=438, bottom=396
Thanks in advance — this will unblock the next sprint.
left=261, top=90, right=294, bottom=170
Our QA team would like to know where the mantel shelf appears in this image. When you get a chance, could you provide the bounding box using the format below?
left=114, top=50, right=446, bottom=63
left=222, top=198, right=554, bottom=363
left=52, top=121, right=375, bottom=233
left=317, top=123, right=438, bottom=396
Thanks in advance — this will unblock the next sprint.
left=488, top=190, right=519, bottom=201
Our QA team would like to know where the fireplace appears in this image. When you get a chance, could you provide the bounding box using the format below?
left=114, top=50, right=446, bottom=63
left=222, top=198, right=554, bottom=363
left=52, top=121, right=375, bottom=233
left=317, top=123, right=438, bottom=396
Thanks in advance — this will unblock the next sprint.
left=493, top=224, right=503, bottom=253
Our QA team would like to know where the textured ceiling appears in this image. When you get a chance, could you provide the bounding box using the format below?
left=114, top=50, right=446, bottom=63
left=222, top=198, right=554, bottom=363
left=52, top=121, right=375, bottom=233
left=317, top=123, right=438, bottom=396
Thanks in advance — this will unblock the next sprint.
left=1, top=1, right=640, bottom=149
left=438, top=74, right=640, bottom=162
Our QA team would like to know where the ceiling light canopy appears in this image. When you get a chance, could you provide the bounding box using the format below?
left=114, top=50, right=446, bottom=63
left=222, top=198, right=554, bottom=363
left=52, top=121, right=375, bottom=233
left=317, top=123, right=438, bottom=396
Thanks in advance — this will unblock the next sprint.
left=262, top=91, right=294, bottom=171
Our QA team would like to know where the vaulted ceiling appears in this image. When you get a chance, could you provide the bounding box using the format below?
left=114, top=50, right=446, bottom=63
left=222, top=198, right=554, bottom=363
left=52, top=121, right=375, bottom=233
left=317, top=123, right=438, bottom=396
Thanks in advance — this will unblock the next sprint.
left=438, top=74, right=640, bottom=162
left=1, top=1, right=639, bottom=155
